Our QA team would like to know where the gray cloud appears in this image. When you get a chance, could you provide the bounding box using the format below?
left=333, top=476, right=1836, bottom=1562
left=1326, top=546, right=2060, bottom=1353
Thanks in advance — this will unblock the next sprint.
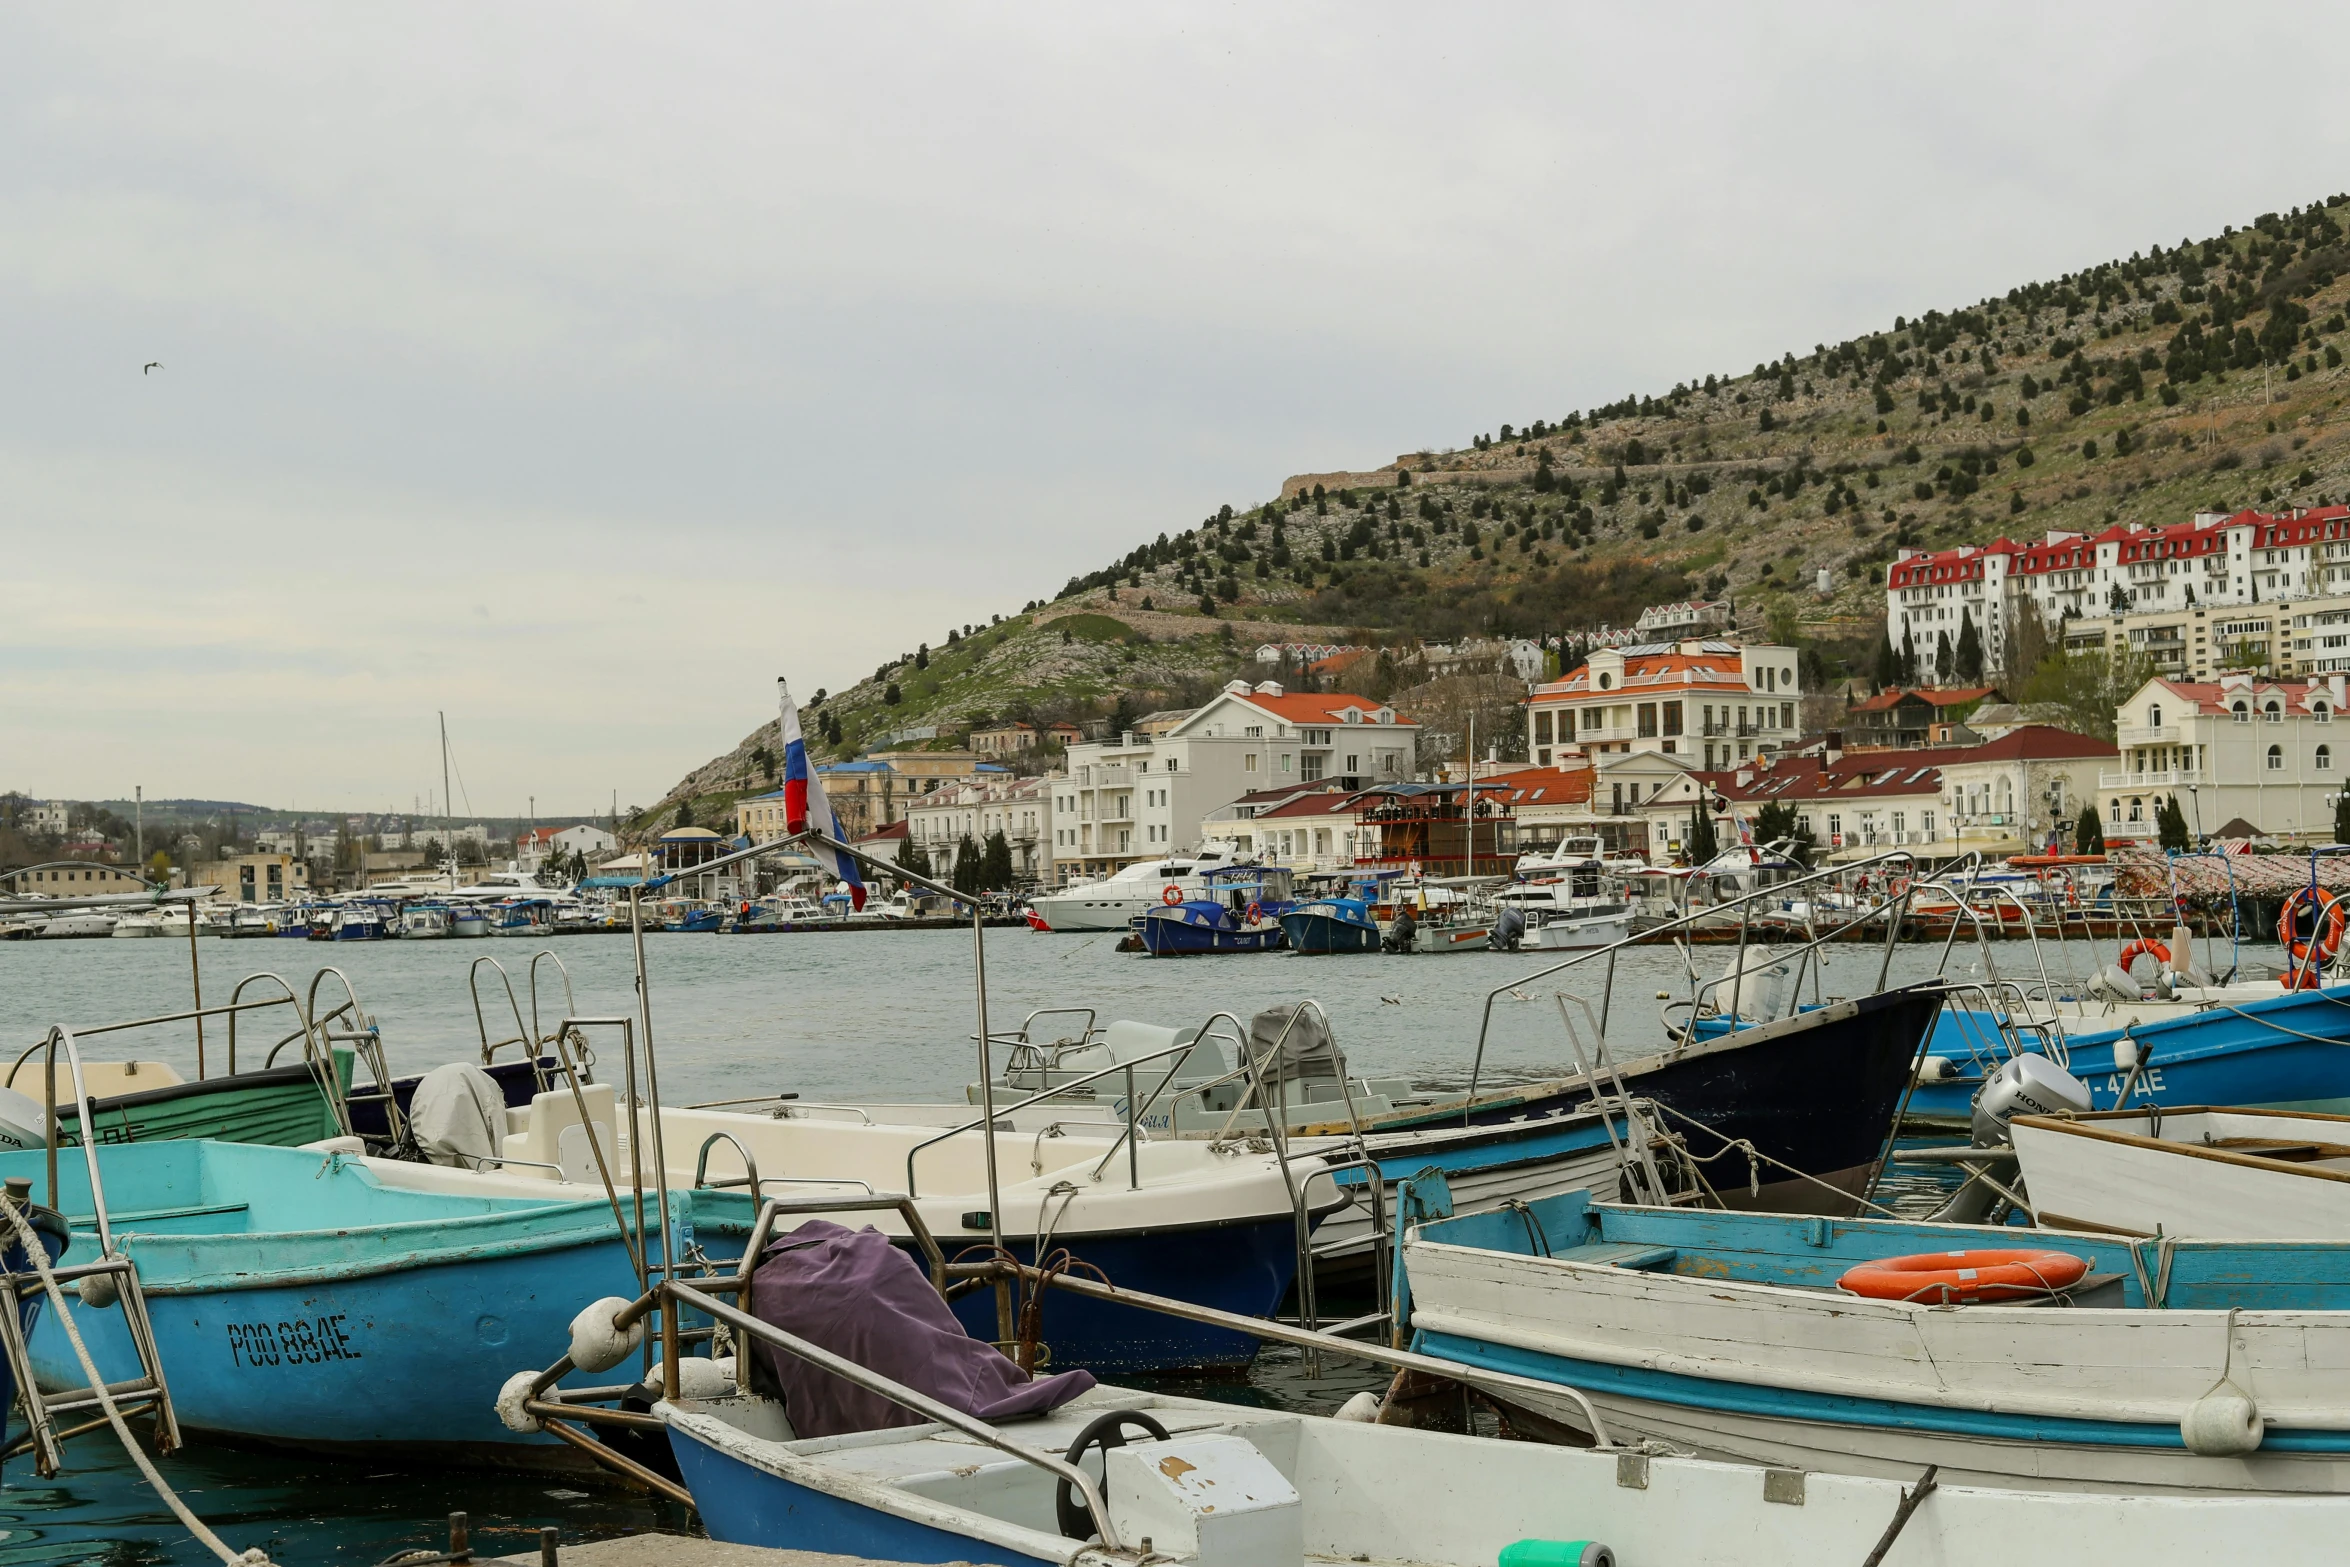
left=5, top=3, right=2347, bottom=809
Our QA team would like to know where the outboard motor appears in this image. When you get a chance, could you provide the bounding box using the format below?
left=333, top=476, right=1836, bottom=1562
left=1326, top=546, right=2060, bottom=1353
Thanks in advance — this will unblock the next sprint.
left=1489, top=905, right=1526, bottom=953
left=1383, top=907, right=1418, bottom=953
left=1717, top=943, right=1793, bottom=1022
left=1930, top=1053, right=2094, bottom=1224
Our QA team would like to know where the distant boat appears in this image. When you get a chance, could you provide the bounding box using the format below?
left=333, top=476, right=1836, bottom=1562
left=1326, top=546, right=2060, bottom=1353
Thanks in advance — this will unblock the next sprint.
left=1132, top=899, right=1287, bottom=955
left=1027, top=847, right=1269, bottom=931
left=1279, top=896, right=1381, bottom=954
left=396, top=903, right=451, bottom=939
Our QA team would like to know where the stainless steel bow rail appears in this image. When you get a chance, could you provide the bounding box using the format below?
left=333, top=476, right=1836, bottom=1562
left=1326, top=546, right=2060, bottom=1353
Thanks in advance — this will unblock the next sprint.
left=504, top=1193, right=1623, bottom=1537
left=4, top=1023, right=181, bottom=1477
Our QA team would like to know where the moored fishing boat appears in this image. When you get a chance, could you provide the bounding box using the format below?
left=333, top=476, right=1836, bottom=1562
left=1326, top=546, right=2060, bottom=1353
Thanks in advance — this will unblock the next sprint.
left=2010, top=1105, right=2350, bottom=1239
left=1401, top=1191, right=2350, bottom=1494
left=5, top=1139, right=673, bottom=1463
left=659, top=1377, right=2350, bottom=1564
left=1132, top=898, right=1287, bottom=955
left=1276, top=895, right=1380, bottom=954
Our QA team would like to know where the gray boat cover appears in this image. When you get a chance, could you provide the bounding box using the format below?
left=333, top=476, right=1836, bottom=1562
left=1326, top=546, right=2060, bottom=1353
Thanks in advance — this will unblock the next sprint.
left=746, top=1219, right=1095, bottom=1438
left=1245, top=1003, right=1346, bottom=1093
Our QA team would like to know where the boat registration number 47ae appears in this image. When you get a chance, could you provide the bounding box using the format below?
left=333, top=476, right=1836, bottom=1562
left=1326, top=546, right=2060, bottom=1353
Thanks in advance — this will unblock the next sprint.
left=225, top=1315, right=364, bottom=1367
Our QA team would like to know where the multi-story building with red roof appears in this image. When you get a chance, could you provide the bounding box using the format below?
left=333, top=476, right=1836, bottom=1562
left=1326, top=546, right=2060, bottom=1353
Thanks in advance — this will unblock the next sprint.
left=2106, top=672, right=2347, bottom=844
left=1885, top=507, right=2350, bottom=673
left=1050, top=679, right=1419, bottom=878
left=1522, top=637, right=1803, bottom=772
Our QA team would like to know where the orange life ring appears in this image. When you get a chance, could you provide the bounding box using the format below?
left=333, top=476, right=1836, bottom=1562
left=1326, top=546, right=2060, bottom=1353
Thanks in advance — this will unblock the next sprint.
left=1245, top=901, right=1266, bottom=922
left=2278, top=889, right=2349, bottom=988
left=2116, top=938, right=2170, bottom=978
left=1161, top=884, right=1183, bottom=906
left=1839, top=1249, right=2090, bottom=1305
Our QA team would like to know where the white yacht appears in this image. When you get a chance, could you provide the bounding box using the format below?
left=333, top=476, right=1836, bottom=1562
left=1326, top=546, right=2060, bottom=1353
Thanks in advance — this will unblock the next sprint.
left=1025, top=847, right=1262, bottom=931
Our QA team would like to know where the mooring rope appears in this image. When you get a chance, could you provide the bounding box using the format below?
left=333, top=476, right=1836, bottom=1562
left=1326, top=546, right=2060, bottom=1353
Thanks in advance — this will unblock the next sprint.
left=0, top=1196, right=273, bottom=1565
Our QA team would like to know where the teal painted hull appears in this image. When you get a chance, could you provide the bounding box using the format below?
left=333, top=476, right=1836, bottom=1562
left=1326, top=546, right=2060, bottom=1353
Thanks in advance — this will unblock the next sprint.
left=0, top=1143, right=681, bottom=1461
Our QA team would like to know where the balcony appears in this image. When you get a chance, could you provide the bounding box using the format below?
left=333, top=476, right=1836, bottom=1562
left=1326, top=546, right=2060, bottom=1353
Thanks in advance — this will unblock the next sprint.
left=2114, top=724, right=2182, bottom=745
left=2098, top=768, right=2204, bottom=789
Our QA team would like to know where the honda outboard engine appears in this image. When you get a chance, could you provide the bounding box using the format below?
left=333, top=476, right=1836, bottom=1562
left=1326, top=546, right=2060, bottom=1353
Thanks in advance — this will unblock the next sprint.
left=1928, top=1053, right=2094, bottom=1224
left=1489, top=905, right=1526, bottom=953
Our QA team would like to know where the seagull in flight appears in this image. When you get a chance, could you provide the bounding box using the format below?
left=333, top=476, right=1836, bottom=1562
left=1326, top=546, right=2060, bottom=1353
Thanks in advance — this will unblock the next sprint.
left=143, top=362, right=161, bottom=375
left=1380, top=995, right=1404, bottom=1006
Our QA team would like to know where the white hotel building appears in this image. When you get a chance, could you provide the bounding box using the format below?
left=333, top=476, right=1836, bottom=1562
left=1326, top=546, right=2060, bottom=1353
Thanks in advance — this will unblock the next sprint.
left=1885, top=506, right=2350, bottom=668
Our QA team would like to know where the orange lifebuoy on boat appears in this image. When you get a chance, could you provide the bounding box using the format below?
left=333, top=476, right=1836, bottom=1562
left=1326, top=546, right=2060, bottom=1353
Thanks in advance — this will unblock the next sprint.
left=1161, top=884, right=1183, bottom=906
left=1245, top=901, right=1266, bottom=923
left=1839, top=1249, right=2090, bottom=1305
left=2278, top=888, right=2349, bottom=988
left=2116, top=938, right=2170, bottom=978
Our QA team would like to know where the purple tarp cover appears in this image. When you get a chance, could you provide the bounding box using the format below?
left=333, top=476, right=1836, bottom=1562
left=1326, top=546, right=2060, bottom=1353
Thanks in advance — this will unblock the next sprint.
left=746, top=1219, right=1097, bottom=1439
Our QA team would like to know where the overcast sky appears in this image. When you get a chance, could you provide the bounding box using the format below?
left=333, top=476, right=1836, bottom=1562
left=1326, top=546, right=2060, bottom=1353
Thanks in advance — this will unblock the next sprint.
left=8, top=4, right=2350, bottom=816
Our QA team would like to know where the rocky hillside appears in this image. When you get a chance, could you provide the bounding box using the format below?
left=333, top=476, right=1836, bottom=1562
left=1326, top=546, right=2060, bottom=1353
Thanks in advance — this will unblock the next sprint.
left=648, top=191, right=2350, bottom=828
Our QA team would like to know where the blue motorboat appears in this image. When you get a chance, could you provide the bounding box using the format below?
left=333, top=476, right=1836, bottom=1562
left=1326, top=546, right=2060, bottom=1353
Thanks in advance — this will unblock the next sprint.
left=0, top=1141, right=680, bottom=1462
left=324, top=900, right=396, bottom=941
left=1132, top=899, right=1286, bottom=955
left=675, top=905, right=728, bottom=934
left=1278, top=896, right=1381, bottom=954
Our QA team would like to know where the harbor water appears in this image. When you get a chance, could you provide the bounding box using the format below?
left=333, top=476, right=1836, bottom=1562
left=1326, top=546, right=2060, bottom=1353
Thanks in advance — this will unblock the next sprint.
left=0, top=925, right=2279, bottom=1561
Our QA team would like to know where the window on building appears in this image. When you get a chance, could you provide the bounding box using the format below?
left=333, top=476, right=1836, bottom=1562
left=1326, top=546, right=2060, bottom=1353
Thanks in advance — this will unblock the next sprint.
left=1244, top=753, right=1259, bottom=773
left=1922, top=810, right=1937, bottom=841
left=2268, top=745, right=2285, bottom=770
left=2319, top=745, right=2334, bottom=771
left=2266, top=702, right=2284, bottom=723
left=2319, top=704, right=2333, bottom=724
left=1662, top=702, right=1683, bottom=737
left=1637, top=703, right=1658, bottom=738
left=2149, top=703, right=2163, bottom=727
left=1536, top=712, right=1553, bottom=745
left=2232, top=702, right=2249, bottom=722
left=1280, top=754, right=1293, bottom=773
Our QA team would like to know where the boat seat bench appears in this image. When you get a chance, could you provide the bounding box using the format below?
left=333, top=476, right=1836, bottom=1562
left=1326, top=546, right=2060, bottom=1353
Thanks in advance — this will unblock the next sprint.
left=1557, top=1242, right=1677, bottom=1271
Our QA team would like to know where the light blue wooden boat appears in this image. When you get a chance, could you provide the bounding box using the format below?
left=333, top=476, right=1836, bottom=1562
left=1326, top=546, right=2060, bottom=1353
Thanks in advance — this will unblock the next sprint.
left=0, top=1141, right=680, bottom=1463
left=1401, top=1190, right=2350, bottom=1495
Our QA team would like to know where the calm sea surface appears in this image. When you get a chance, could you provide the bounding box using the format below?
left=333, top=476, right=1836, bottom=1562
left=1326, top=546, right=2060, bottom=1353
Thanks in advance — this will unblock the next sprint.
left=0, top=925, right=2276, bottom=1561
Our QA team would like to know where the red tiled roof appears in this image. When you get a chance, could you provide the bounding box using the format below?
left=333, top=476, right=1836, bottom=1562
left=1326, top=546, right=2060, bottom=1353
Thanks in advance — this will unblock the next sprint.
left=1531, top=653, right=1756, bottom=701
left=1849, top=686, right=2001, bottom=713
left=1478, top=764, right=1597, bottom=807
left=854, top=820, right=910, bottom=843
left=1230, top=691, right=1412, bottom=726
left=2151, top=676, right=2343, bottom=716
left=1836, top=724, right=2115, bottom=764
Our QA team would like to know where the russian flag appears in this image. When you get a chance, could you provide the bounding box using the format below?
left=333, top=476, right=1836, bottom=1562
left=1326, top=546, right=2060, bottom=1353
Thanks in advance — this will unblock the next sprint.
left=779, top=678, right=866, bottom=910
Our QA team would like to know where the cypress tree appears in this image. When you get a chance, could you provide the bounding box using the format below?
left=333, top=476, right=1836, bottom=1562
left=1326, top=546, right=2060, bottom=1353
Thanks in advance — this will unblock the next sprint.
left=1955, top=610, right=1984, bottom=682
left=1686, top=806, right=1719, bottom=865
left=2075, top=803, right=2106, bottom=855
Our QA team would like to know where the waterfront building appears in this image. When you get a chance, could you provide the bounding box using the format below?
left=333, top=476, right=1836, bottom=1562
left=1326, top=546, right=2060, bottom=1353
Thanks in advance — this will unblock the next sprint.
left=2105, top=673, right=2345, bottom=845
left=902, top=775, right=1053, bottom=881
left=1052, top=681, right=1417, bottom=880
left=1524, top=639, right=1802, bottom=771
left=192, top=852, right=308, bottom=904
left=1846, top=686, right=2004, bottom=748
left=1196, top=784, right=1368, bottom=871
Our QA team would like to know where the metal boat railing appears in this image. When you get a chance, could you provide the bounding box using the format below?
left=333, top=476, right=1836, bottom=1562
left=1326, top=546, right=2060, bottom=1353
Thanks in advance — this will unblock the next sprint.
left=901, top=1036, right=1205, bottom=1198
left=1466, top=849, right=1926, bottom=1117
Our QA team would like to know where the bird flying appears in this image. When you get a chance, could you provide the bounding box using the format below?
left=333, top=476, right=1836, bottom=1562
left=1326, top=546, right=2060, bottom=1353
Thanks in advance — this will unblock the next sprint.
left=143, top=362, right=161, bottom=374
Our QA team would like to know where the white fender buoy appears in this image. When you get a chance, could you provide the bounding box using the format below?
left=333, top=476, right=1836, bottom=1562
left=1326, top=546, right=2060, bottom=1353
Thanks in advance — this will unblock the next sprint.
left=495, top=1370, right=545, bottom=1434
left=2181, top=1382, right=2262, bottom=1456
left=567, top=1296, right=644, bottom=1373
left=675, top=1355, right=736, bottom=1401
left=2113, top=1037, right=2141, bottom=1073
left=1334, top=1391, right=1383, bottom=1423
left=77, top=1271, right=119, bottom=1309
left=1916, top=1056, right=1953, bottom=1084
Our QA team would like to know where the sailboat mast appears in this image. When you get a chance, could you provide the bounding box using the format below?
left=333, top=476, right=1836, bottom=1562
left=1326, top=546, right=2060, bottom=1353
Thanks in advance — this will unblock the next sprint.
left=440, top=711, right=456, bottom=879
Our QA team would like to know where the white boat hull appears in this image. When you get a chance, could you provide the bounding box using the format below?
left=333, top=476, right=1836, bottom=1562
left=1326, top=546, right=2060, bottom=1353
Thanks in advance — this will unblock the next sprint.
left=1027, top=892, right=1161, bottom=931
left=661, top=1383, right=2350, bottom=1563
left=1530, top=913, right=1634, bottom=951
left=1405, top=1227, right=2350, bottom=1495
left=1410, top=922, right=1497, bottom=954
left=2014, top=1107, right=2350, bottom=1240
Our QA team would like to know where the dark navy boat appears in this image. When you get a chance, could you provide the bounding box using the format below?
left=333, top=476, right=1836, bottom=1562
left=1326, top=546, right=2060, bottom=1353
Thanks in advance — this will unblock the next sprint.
left=1278, top=895, right=1381, bottom=954
left=1133, top=899, right=1287, bottom=955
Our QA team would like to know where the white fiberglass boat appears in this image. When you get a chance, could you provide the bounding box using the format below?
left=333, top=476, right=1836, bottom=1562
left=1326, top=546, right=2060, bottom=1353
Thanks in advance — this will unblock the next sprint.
left=1027, top=848, right=1265, bottom=932
left=2012, top=1106, right=2350, bottom=1240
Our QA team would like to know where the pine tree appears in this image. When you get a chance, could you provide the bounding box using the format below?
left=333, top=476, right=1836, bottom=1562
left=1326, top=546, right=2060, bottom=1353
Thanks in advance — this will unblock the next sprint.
left=982, top=830, right=1014, bottom=890
left=1900, top=625, right=1918, bottom=685
left=952, top=834, right=983, bottom=895
left=2075, top=803, right=2106, bottom=855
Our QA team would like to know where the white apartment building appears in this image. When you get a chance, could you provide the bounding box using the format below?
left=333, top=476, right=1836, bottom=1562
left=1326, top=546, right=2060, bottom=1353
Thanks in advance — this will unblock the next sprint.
left=903, top=776, right=1053, bottom=881
left=1887, top=505, right=2350, bottom=656
left=25, top=801, right=71, bottom=834
left=1524, top=640, right=1802, bottom=771
left=2105, top=673, right=2347, bottom=843
left=1052, top=681, right=1418, bottom=879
